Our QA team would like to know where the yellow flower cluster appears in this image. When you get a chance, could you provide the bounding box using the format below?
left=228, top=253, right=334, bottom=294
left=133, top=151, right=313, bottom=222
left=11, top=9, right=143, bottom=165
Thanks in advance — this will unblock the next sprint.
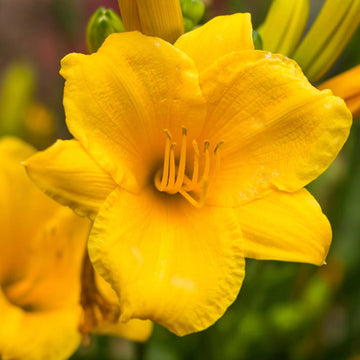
left=2, top=1, right=357, bottom=358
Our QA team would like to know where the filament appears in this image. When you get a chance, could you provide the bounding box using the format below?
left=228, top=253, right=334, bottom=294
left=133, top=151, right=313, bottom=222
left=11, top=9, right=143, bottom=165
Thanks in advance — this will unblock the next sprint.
left=158, top=130, right=172, bottom=191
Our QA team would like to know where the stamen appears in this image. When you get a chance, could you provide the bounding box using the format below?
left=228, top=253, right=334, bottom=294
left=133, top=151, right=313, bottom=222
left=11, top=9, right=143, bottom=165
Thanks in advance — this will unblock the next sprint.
left=158, top=129, right=172, bottom=191
left=214, top=141, right=224, bottom=154
left=173, top=127, right=187, bottom=191
left=154, top=128, right=223, bottom=208
left=199, top=141, right=210, bottom=185
left=167, top=143, right=177, bottom=190
left=191, top=140, right=200, bottom=187
left=182, top=140, right=199, bottom=191
left=179, top=179, right=209, bottom=208
left=214, top=141, right=224, bottom=175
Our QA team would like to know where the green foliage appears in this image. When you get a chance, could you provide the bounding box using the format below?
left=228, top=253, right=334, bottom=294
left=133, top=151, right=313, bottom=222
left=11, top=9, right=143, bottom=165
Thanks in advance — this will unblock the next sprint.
left=0, top=62, right=35, bottom=137
left=252, top=30, right=263, bottom=50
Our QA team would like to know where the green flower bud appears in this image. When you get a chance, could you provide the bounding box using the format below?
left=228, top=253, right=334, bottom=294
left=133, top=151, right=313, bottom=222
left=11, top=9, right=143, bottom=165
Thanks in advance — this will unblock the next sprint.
left=252, top=30, right=263, bottom=50
left=180, top=0, right=205, bottom=25
left=183, top=17, right=194, bottom=32
left=86, top=7, right=125, bottom=54
left=0, top=62, right=35, bottom=137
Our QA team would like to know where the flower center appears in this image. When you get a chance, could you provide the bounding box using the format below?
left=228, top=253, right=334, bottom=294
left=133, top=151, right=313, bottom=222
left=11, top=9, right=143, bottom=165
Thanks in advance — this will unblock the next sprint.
left=154, top=127, right=223, bottom=208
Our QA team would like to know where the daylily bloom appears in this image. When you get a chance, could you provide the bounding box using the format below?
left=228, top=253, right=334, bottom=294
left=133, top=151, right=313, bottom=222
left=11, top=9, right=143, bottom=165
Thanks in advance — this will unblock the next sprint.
left=0, top=137, right=151, bottom=360
left=25, top=14, right=352, bottom=336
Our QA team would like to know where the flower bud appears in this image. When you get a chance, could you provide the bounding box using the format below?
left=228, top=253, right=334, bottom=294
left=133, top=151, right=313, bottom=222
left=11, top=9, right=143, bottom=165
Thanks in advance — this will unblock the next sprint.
left=294, top=0, right=360, bottom=82
left=183, top=17, right=194, bottom=32
left=86, top=7, right=125, bottom=54
left=118, top=0, right=184, bottom=43
left=180, top=0, right=205, bottom=25
left=257, top=0, right=309, bottom=57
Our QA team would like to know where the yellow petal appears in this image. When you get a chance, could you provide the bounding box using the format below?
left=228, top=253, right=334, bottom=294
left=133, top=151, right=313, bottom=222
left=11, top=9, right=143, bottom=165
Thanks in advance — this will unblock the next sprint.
left=60, top=32, right=206, bottom=191
left=257, top=0, right=309, bottom=56
left=199, top=51, right=352, bottom=206
left=25, top=139, right=116, bottom=220
left=175, top=13, right=254, bottom=73
left=293, top=0, right=360, bottom=82
left=88, top=187, right=244, bottom=336
left=94, top=274, right=153, bottom=342
left=0, top=293, right=81, bottom=360
left=95, top=318, right=153, bottom=342
left=236, top=188, right=331, bottom=266
left=318, top=65, right=360, bottom=119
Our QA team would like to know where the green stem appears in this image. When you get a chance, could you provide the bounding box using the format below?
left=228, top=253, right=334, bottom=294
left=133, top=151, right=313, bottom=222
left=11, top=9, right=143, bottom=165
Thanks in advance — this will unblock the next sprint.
left=134, top=342, right=146, bottom=360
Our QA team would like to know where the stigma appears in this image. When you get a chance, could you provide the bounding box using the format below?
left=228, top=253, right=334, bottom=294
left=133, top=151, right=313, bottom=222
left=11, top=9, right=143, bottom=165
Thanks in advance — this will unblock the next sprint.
left=154, top=127, right=223, bottom=208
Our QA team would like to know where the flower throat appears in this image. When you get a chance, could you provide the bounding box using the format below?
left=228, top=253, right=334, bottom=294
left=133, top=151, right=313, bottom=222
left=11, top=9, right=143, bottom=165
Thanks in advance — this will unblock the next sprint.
left=154, top=127, right=223, bottom=208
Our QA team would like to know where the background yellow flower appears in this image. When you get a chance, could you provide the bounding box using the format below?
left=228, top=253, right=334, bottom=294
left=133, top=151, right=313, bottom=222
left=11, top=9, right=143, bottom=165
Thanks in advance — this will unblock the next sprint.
left=0, top=137, right=151, bottom=360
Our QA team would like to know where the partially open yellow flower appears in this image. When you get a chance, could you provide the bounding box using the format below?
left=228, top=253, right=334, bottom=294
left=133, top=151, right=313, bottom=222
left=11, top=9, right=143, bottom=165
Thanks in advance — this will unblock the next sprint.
left=318, top=65, right=360, bottom=119
left=26, top=14, right=352, bottom=336
left=117, top=0, right=184, bottom=43
left=0, top=137, right=151, bottom=360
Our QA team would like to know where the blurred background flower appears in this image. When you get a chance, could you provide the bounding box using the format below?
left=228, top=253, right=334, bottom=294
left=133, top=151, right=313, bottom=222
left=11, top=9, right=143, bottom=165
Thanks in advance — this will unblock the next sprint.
left=1, top=0, right=360, bottom=359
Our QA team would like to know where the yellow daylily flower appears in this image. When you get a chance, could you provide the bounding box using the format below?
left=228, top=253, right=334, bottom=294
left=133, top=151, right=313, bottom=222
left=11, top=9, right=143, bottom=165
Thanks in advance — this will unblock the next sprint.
left=25, top=14, right=352, bottom=336
left=117, top=0, right=184, bottom=43
left=0, top=137, right=151, bottom=360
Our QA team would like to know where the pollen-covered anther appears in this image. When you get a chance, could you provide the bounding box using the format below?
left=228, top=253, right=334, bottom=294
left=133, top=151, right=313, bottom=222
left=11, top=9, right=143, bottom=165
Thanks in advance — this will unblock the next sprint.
left=154, top=127, right=223, bottom=207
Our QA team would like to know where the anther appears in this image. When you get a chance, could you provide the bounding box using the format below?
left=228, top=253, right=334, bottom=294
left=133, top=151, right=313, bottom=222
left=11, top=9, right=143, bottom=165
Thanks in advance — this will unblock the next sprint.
left=214, top=141, right=224, bottom=154
left=214, top=141, right=224, bottom=174
left=204, top=141, right=210, bottom=152
left=199, top=140, right=210, bottom=185
left=164, top=129, right=172, bottom=141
